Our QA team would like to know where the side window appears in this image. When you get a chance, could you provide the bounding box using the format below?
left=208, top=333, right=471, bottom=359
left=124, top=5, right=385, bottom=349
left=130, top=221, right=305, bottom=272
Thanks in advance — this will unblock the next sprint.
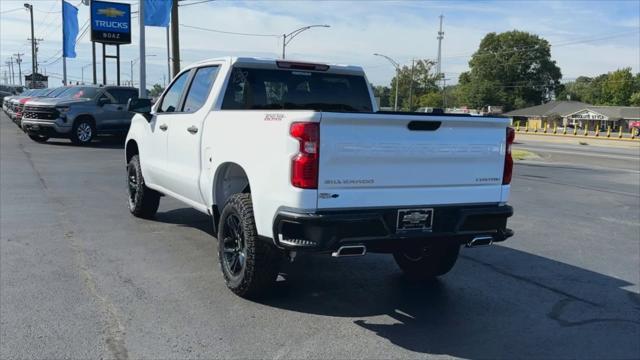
left=107, top=89, right=139, bottom=105
left=98, top=92, right=116, bottom=104
left=182, top=66, right=220, bottom=113
left=159, top=71, right=191, bottom=113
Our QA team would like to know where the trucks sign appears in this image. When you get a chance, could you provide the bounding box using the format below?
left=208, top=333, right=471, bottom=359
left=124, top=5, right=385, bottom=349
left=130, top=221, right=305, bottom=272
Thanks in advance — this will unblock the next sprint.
left=90, top=0, right=131, bottom=44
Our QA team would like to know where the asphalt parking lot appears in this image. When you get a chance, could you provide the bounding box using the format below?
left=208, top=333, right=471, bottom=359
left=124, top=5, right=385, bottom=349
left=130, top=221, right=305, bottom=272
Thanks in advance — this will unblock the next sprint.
left=1, top=112, right=639, bottom=359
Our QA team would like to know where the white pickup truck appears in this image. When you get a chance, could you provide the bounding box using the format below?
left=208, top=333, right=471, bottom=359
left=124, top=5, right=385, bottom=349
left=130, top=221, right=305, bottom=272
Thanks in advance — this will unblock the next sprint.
left=125, top=57, right=514, bottom=298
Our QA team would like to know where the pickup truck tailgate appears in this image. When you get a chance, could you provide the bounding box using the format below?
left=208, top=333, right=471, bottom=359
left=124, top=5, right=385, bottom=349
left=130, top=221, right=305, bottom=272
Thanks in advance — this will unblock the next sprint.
left=317, top=112, right=509, bottom=209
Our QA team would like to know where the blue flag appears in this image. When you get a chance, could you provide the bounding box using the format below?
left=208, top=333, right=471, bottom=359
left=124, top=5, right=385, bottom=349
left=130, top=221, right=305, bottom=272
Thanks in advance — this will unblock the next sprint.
left=144, top=0, right=172, bottom=27
left=62, top=1, right=78, bottom=58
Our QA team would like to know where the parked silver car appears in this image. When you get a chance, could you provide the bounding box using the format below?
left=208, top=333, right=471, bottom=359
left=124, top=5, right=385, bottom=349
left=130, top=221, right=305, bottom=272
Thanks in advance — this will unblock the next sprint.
left=21, top=85, right=138, bottom=145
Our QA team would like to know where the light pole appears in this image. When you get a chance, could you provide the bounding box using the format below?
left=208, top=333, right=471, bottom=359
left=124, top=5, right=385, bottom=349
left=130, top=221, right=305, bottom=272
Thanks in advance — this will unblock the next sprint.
left=24, top=3, right=36, bottom=79
left=131, top=55, right=156, bottom=87
left=282, top=25, right=330, bottom=59
left=81, top=63, right=95, bottom=84
left=373, top=53, right=400, bottom=111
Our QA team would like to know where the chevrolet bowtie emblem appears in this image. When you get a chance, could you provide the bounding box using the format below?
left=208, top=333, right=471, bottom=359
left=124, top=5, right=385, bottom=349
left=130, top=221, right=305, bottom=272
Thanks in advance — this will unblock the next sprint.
left=98, top=7, right=125, bottom=17
left=403, top=212, right=428, bottom=223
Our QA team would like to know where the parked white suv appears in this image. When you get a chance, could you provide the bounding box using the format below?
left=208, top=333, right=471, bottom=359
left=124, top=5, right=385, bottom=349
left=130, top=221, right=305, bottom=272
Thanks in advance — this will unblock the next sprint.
left=125, top=57, right=514, bottom=297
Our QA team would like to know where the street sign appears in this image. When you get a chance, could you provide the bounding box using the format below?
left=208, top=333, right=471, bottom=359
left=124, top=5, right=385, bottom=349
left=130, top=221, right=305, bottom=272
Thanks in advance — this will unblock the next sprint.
left=90, top=0, right=131, bottom=45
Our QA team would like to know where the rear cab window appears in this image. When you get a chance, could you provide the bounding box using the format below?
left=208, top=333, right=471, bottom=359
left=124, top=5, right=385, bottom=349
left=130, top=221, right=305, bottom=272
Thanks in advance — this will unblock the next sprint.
left=221, top=66, right=372, bottom=112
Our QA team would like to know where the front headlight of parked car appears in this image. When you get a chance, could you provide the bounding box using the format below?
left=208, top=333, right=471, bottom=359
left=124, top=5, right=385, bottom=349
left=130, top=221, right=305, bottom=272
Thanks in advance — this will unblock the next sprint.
left=56, top=106, right=70, bottom=120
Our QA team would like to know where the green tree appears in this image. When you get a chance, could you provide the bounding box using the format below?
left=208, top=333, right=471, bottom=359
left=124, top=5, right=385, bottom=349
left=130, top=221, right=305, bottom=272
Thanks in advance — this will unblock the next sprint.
left=557, top=69, right=639, bottom=105
left=556, top=76, right=596, bottom=102
left=629, top=92, right=640, bottom=106
left=372, top=85, right=391, bottom=108
left=149, top=83, right=165, bottom=98
left=443, top=85, right=461, bottom=108
left=457, top=30, right=562, bottom=111
left=416, top=85, right=461, bottom=109
left=418, top=92, right=442, bottom=108
left=388, top=59, right=439, bottom=111
left=600, top=68, right=635, bottom=105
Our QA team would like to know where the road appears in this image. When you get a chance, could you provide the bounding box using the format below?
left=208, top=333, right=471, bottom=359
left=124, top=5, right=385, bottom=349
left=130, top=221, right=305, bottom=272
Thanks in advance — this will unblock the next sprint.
left=514, top=135, right=640, bottom=172
left=1, top=112, right=639, bottom=359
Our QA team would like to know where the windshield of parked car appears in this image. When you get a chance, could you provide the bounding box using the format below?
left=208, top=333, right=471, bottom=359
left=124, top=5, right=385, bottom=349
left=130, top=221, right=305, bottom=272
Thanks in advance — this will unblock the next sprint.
left=46, top=87, right=70, bottom=98
left=58, top=87, right=99, bottom=100
left=32, top=88, right=53, bottom=97
left=221, top=67, right=373, bottom=112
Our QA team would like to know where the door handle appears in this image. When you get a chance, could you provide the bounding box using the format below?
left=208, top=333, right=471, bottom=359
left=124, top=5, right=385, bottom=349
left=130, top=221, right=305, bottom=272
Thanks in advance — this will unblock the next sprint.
left=159, top=124, right=168, bottom=131
left=187, top=125, right=198, bottom=134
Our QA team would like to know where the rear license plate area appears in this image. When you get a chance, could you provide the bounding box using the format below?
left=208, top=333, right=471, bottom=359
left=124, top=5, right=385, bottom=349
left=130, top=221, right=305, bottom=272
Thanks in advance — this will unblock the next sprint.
left=396, top=208, right=433, bottom=232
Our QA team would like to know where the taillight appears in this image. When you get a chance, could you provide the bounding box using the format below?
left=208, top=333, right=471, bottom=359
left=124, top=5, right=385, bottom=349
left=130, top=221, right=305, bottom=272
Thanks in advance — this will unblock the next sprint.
left=290, top=122, right=319, bottom=189
left=502, top=127, right=515, bottom=185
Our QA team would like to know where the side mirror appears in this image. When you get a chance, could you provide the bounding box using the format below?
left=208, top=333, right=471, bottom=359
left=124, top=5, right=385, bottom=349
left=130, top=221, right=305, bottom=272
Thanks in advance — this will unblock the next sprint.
left=97, top=97, right=110, bottom=107
left=127, top=98, right=152, bottom=113
left=127, top=98, right=152, bottom=121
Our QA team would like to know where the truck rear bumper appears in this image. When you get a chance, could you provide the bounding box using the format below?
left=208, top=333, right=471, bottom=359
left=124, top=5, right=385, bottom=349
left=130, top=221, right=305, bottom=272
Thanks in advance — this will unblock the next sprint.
left=272, top=204, right=513, bottom=253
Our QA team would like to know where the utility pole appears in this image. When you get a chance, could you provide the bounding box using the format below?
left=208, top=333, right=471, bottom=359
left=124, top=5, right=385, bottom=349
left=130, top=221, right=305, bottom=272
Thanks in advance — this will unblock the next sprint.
left=170, top=0, right=180, bottom=77
left=442, top=78, right=450, bottom=109
left=436, top=14, right=446, bottom=110
left=7, top=58, right=15, bottom=85
left=24, top=3, right=36, bottom=77
left=28, top=38, right=44, bottom=73
left=81, top=63, right=94, bottom=84
left=408, top=59, right=415, bottom=111
left=436, top=14, right=444, bottom=77
left=139, top=1, right=147, bottom=97
left=166, top=27, right=171, bottom=81
left=13, top=53, right=24, bottom=86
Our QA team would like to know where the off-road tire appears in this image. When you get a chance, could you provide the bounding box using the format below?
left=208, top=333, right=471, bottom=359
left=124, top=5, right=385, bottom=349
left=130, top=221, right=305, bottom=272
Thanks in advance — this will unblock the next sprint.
left=70, top=118, right=95, bottom=145
left=393, top=241, right=460, bottom=279
left=28, top=134, right=49, bottom=143
left=127, top=155, right=160, bottom=218
left=217, top=193, right=281, bottom=298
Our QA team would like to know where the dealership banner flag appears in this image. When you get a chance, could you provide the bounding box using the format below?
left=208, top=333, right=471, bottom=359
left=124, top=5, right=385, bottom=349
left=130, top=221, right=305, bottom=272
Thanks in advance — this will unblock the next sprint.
left=143, top=0, right=172, bottom=27
left=62, top=1, right=79, bottom=58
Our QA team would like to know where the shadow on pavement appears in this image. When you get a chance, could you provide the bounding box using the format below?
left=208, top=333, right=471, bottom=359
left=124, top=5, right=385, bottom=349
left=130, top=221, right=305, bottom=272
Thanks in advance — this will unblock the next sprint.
left=43, top=135, right=125, bottom=149
left=153, top=207, right=213, bottom=235
left=269, top=249, right=639, bottom=358
left=151, top=206, right=640, bottom=358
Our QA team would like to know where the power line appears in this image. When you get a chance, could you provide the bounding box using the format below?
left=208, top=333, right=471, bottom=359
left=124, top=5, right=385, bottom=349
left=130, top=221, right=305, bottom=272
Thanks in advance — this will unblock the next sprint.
left=40, top=18, right=90, bottom=67
left=178, top=0, right=216, bottom=7
left=443, top=31, right=638, bottom=61
left=0, top=7, right=23, bottom=14
left=34, top=8, right=61, bottom=14
left=179, top=24, right=280, bottom=37
left=36, top=0, right=62, bottom=36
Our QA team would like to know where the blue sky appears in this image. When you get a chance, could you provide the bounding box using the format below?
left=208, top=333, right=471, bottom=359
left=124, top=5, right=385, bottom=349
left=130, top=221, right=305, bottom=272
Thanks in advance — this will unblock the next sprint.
left=1, top=0, right=638, bottom=88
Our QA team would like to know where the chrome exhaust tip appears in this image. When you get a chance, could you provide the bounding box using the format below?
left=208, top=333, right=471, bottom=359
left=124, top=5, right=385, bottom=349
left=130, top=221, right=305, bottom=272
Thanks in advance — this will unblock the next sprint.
left=332, top=245, right=367, bottom=257
left=466, top=236, right=493, bottom=248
